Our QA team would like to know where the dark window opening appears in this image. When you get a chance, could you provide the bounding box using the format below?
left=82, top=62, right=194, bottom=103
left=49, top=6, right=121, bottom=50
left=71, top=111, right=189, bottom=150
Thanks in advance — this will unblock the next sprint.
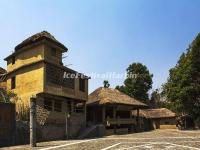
left=51, top=48, right=57, bottom=57
left=54, top=101, right=62, bottom=112
left=63, top=77, right=75, bottom=89
left=44, top=99, right=53, bottom=111
left=11, top=76, right=16, bottom=89
left=67, top=101, right=72, bottom=113
left=74, top=103, right=84, bottom=113
left=12, top=57, right=15, bottom=65
left=79, top=78, right=85, bottom=92
left=165, top=121, right=169, bottom=125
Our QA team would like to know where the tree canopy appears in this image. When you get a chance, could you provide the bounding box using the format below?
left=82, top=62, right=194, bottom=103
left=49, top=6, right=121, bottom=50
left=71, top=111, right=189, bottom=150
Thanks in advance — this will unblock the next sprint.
left=149, top=89, right=161, bottom=108
left=103, top=80, right=110, bottom=88
left=116, top=63, right=153, bottom=102
left=163, top=33, right=200, bottom=118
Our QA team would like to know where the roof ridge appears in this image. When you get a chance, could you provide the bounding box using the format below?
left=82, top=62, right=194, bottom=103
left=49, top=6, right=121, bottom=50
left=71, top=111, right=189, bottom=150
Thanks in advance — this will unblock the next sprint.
left=14, top=31, right=68, bottom=51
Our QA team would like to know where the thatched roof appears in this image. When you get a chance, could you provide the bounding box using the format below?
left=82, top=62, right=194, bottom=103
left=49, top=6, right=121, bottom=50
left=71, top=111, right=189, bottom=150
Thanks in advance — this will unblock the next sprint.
left=15, top=31, right=68, bottom=51
left=87, top=87, right=147, bottom=107
left=132, top=108, right=176, bottom=119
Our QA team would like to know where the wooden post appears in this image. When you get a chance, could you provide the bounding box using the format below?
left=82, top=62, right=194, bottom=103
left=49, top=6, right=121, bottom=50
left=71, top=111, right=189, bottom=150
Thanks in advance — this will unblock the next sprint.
left=130, top=111, right=132, bottom=119
left=92, top=109, right=95, bottom=123
left=137, top=109, right=139, bottom=131
left=65, top=102, right=70, bottom=139
left=102, top=106, right=105, bottom=123
left=71, top=101, right=74, bottom=113
left=30, top=96, right=36, bottom=147
left=113, top=106, right=117, bottom=134
left=185, top=117, right=187, bottom=129
left=130, top=110, right=133, bottom=132
left=83, top=102, right=87, bottom=127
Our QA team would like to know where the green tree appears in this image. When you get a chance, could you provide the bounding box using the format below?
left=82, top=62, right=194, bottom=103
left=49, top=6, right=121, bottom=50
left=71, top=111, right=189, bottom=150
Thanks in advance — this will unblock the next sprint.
left=103, top=80, right=110, bottom=88
left=0, top=88, right=17, bottom=103
left=163, top=33, right=200, bottom=119
left=116, top=63, right=153, bottom=102
left=150, top=89, right=161, bottom=108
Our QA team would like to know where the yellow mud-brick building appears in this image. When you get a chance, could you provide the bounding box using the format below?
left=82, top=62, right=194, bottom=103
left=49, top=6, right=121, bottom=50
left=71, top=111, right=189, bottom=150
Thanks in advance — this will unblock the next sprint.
left=4, top=31, right=89, bottom=140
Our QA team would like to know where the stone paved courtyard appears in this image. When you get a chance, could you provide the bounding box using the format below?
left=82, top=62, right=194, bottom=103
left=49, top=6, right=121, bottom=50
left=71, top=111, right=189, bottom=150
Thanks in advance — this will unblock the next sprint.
left=1, top=129, right=200, bottom=150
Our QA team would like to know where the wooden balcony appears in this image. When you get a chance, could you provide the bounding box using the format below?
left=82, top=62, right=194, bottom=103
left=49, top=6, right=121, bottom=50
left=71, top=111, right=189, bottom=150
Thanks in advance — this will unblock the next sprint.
left=106, top=118, right=136, bottom=126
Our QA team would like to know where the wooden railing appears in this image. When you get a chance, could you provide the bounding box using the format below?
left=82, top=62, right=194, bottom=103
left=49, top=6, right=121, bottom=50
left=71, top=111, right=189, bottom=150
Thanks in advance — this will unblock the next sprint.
left=106, top=118, right=136, bottom=126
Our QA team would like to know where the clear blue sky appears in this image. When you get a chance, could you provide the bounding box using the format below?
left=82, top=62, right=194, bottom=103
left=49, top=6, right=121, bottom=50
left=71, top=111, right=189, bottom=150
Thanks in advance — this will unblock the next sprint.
left=0, top=0, right=200, bottom=93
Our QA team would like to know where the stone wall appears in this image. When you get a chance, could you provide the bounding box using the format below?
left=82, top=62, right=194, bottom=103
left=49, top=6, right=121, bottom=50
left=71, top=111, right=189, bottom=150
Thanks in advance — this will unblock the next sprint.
left=69, top=113, right=85, bottom=138
left=36, top=98, right=86, bottom=141
left=16, top=121, right=29, bottom=145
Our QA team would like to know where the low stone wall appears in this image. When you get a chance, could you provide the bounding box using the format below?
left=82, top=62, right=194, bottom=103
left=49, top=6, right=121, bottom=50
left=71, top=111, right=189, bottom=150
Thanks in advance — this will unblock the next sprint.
left=160, top=125, right=177, bottom=129
left=37, top=123, right=66, bottom=141
left=80, top=124, right=105, bottom=139
left=69, top=113, right=85, bottom=138
left=36, top=98, right=86, bottom=140
left=106, top=128, right=128, bottom=136
left=116, top=128, right=129, bottom=134
left=16, top=121, right=29, bottom=145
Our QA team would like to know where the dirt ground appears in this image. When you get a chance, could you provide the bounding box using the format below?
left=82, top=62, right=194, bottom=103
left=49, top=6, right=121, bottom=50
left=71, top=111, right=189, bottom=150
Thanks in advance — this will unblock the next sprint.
left=1, top=129, right=200, bottom=150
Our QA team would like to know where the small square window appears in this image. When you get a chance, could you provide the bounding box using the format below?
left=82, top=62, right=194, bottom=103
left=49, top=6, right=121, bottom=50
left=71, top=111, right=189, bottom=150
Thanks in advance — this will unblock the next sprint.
left=12, top=57, right=15, bottom=65
left=11, top=76, right=16, bottom=89
left=79, top=78, right=85, bottom=92
left=54, top=101, right=62, bottom=112
left=51, top=48, right=57, bottom=57
left=44, top=99, right=53, bottom=111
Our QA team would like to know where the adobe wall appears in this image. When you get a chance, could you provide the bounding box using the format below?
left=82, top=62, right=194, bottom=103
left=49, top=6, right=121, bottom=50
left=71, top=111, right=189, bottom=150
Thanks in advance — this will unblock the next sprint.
left=7, top=63, right=44, bottom=112
left=7, top=44, right=45, bottom=72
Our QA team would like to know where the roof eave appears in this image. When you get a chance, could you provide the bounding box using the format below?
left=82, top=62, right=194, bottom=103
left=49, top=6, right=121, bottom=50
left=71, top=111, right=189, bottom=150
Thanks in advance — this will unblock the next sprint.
left=87, top=101, right=147, bottom=108
left=4, top=54, right=13, bottom=61
left=4, top=38, right=68, bottom=61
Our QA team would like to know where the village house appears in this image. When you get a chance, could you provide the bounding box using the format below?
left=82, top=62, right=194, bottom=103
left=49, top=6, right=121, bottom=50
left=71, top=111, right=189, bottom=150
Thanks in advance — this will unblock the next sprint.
left=87, top=87, right=147, bottom=135
left=132, top=108, right=176, bottom=130
left=3, top=31, right=89, bottom=140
